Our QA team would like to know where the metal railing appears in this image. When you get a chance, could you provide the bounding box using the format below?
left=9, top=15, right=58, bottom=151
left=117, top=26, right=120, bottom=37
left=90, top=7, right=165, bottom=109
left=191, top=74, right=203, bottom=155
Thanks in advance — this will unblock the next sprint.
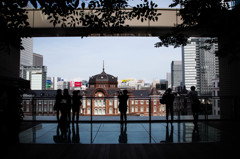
left=21, top=95, right=230, bottom=122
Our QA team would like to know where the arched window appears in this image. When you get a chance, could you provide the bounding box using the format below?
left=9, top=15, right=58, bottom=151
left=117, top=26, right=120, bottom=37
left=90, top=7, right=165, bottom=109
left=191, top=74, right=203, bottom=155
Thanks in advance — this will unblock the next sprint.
left=109, top=108, right=113, bottom=114
left=135, top=106, right=138, bottom=112
left=103, top=109, right=106, bottom=115
left=95, top=109, right=98, bottom=115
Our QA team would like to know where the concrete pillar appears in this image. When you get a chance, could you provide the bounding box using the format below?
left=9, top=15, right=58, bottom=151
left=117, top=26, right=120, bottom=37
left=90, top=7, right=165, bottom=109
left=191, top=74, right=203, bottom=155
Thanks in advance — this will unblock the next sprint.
left=219, top=39, right=240, bottom=120
left=0, top=37, right=21, bottom=144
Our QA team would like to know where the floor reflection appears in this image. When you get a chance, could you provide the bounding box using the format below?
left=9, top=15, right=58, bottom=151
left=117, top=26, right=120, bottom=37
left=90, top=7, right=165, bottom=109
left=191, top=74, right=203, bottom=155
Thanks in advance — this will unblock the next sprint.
left=119, top=123, right=128, bottom=144
left=19, top=122, right=221, bottom=144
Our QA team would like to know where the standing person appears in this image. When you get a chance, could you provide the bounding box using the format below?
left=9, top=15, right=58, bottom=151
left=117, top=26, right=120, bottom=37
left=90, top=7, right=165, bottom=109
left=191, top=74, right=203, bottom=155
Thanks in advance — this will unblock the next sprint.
left=72, top=90, right=82, bottom=124
left=62, top=89, right=71, bottom=123
left=54, top=89, right=63, bottom=122
left=118, top=90, right=129, bottom=126
left=165, top=88, right=175, bottom=123
left=188, top=86, right=200, bottom=127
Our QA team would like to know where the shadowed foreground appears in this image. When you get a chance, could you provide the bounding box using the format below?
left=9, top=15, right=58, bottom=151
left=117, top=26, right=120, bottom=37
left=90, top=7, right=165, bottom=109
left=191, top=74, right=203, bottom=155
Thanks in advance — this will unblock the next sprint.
left=5, top=143, right=237, bottom=159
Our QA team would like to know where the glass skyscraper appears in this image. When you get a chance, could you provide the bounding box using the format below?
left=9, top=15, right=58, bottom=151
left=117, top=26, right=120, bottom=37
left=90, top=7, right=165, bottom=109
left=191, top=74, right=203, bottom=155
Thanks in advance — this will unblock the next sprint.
left=171, top=61, right=182, bottom=90
left=20, top=38, right=33, bottom=66
left=182, top=37, right=219, bottom=95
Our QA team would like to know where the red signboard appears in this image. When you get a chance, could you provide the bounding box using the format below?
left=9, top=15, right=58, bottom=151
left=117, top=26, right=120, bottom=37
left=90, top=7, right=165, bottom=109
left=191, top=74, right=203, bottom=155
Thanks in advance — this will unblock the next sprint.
left=74, top=82, right=81, bottom=87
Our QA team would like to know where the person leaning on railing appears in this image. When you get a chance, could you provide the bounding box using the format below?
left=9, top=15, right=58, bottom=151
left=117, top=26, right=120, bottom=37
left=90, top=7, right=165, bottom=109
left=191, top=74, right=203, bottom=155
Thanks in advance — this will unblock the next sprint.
left=54, top=89, right=63, bottom=122
left=164, top=88, right=175, bottom=123
left=187, top=86, right=200, bottom=127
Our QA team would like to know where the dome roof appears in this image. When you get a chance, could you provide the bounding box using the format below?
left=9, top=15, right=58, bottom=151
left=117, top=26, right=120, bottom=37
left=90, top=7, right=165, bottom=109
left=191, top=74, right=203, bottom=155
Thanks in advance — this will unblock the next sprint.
left=89, top=70, right=118, bottom=84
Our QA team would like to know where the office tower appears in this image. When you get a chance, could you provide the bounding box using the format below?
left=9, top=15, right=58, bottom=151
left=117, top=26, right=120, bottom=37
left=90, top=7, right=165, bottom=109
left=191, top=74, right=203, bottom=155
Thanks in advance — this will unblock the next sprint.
left=160, top=79, right=168, bottom=90
left=33, top=53, right=43, bottom=66
left=20, top=66, right=47, bottom=90
left=232, top=0, right=240, bottom=7
left=57, top=81, right=70, bottom=90
left=20, top=38, right=33, bottom=66
left=182, top=38, right=198, bottom=91
left=182, top=37, right=219, bottom=95
left=171, top=61, right=182, bottom=90
left=166, top=72, right=171, bottom=88
left=52, top=77, right=62, bottom=90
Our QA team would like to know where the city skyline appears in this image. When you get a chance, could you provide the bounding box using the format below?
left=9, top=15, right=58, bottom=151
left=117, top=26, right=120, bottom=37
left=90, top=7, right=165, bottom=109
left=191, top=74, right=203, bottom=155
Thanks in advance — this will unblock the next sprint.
left=33, top=37, right=181, bottom=83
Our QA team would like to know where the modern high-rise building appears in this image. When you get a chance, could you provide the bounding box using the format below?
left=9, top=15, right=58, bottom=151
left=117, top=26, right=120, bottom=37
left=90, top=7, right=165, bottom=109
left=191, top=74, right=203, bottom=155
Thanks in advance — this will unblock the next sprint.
left=171, top=61, right=182, bottom=90
left=33, top=53, right=43, bottom=66
left=52, top=77, right=62, bottom=90
left=166, top=72, right=171, bottom=88
left=57, top=81, right=70, bottom=90
left=20, top=66, right=47, bottom=90
left=159, top=79, right=168, bottom=90
left=182, top=37, right=219, bottom=95
left=182, top=38, right=198, bottom=91
left=20, top=38, right=33, bottom=66
left=232, top=0, right=240, bottom=7
left=212, top=77, right=220, bottom=115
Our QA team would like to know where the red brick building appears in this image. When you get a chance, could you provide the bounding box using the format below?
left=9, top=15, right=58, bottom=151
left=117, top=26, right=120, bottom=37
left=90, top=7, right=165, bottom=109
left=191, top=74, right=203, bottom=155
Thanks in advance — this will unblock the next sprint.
left=22, top=69, right=166, bottom=117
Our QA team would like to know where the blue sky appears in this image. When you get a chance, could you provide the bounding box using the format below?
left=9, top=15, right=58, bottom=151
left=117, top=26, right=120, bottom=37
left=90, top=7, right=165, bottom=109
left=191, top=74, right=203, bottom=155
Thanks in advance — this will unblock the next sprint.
left=33, top=0, right=181, bottom=83
left=33, top=37, right=181, bottom=83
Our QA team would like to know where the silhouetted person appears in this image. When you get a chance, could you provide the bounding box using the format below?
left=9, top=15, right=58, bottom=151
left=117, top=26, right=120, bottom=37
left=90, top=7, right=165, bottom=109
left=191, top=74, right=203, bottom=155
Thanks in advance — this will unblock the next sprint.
left=72, top=90, right=82, bottom=123
left=165, top=88, right=175, bottom=123
left=188, top=86, right=200, bottom=126
left=118, top=90, right=129, bottom=125
left=54, top=89, right=63, bottom=122
left=62, top=89, right=71, bottom=123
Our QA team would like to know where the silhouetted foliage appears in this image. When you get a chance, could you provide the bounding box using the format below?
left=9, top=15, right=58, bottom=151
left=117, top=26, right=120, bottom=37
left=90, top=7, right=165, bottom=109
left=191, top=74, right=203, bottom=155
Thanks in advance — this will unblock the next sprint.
left=0, top=0, right=161, bottom=43
left=155, top=0, right=240, bottom=58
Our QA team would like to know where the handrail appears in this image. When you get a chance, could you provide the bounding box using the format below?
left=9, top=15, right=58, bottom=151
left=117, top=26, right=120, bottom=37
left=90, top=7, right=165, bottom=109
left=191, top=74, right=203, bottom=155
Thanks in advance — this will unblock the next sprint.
left=21, top=95, right=230, bottom=122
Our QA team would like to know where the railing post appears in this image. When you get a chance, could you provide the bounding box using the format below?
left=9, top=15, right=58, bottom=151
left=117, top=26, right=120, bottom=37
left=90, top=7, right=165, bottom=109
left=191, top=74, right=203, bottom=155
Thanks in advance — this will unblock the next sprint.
left=178, top=96, right=180, bottom=121
left=149, top=97, right=151, bottom=122
left=205, top=97, right=208, bottom=121
left=91, top=98, right=93, bottom=123
left=32, top=94, right=36, bottom=121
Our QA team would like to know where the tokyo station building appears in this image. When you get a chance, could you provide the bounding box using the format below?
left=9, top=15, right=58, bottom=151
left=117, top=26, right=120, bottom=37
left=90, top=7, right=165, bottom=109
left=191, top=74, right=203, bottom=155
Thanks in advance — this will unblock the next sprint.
left=22, top=69, right=166, bottom=117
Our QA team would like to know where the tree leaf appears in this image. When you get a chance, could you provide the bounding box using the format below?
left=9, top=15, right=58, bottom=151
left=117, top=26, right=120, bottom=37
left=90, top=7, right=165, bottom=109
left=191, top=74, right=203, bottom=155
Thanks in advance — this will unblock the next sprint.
left=75, top=0, right=79, bottom=8
left=30, top=0, right=38, bottom=8
left=81, top=2, right=85, bottom=10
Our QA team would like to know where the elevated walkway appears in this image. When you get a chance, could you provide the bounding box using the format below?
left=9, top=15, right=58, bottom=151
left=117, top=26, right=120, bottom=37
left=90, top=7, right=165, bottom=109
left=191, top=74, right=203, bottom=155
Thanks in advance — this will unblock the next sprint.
left=26, top=8, right=182, bottom=37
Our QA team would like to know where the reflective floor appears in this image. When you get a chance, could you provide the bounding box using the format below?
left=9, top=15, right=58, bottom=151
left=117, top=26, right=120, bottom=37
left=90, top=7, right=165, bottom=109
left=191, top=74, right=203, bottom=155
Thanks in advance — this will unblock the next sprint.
left=19, top=122, right=221, bottom=144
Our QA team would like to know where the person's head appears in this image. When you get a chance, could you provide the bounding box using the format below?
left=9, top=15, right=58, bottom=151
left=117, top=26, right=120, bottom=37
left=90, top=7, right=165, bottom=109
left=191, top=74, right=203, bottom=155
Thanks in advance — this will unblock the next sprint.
left=123, top=90, right=128, bottom=95
left=167, top=88, right=172, bottom=93
left=73, top=90, right=78, bottom=96
left=191, top=86, right=196, bottom=91
left=57, top=89, right=62, bottom=95
left=63, top=89, right=69, bottom=96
